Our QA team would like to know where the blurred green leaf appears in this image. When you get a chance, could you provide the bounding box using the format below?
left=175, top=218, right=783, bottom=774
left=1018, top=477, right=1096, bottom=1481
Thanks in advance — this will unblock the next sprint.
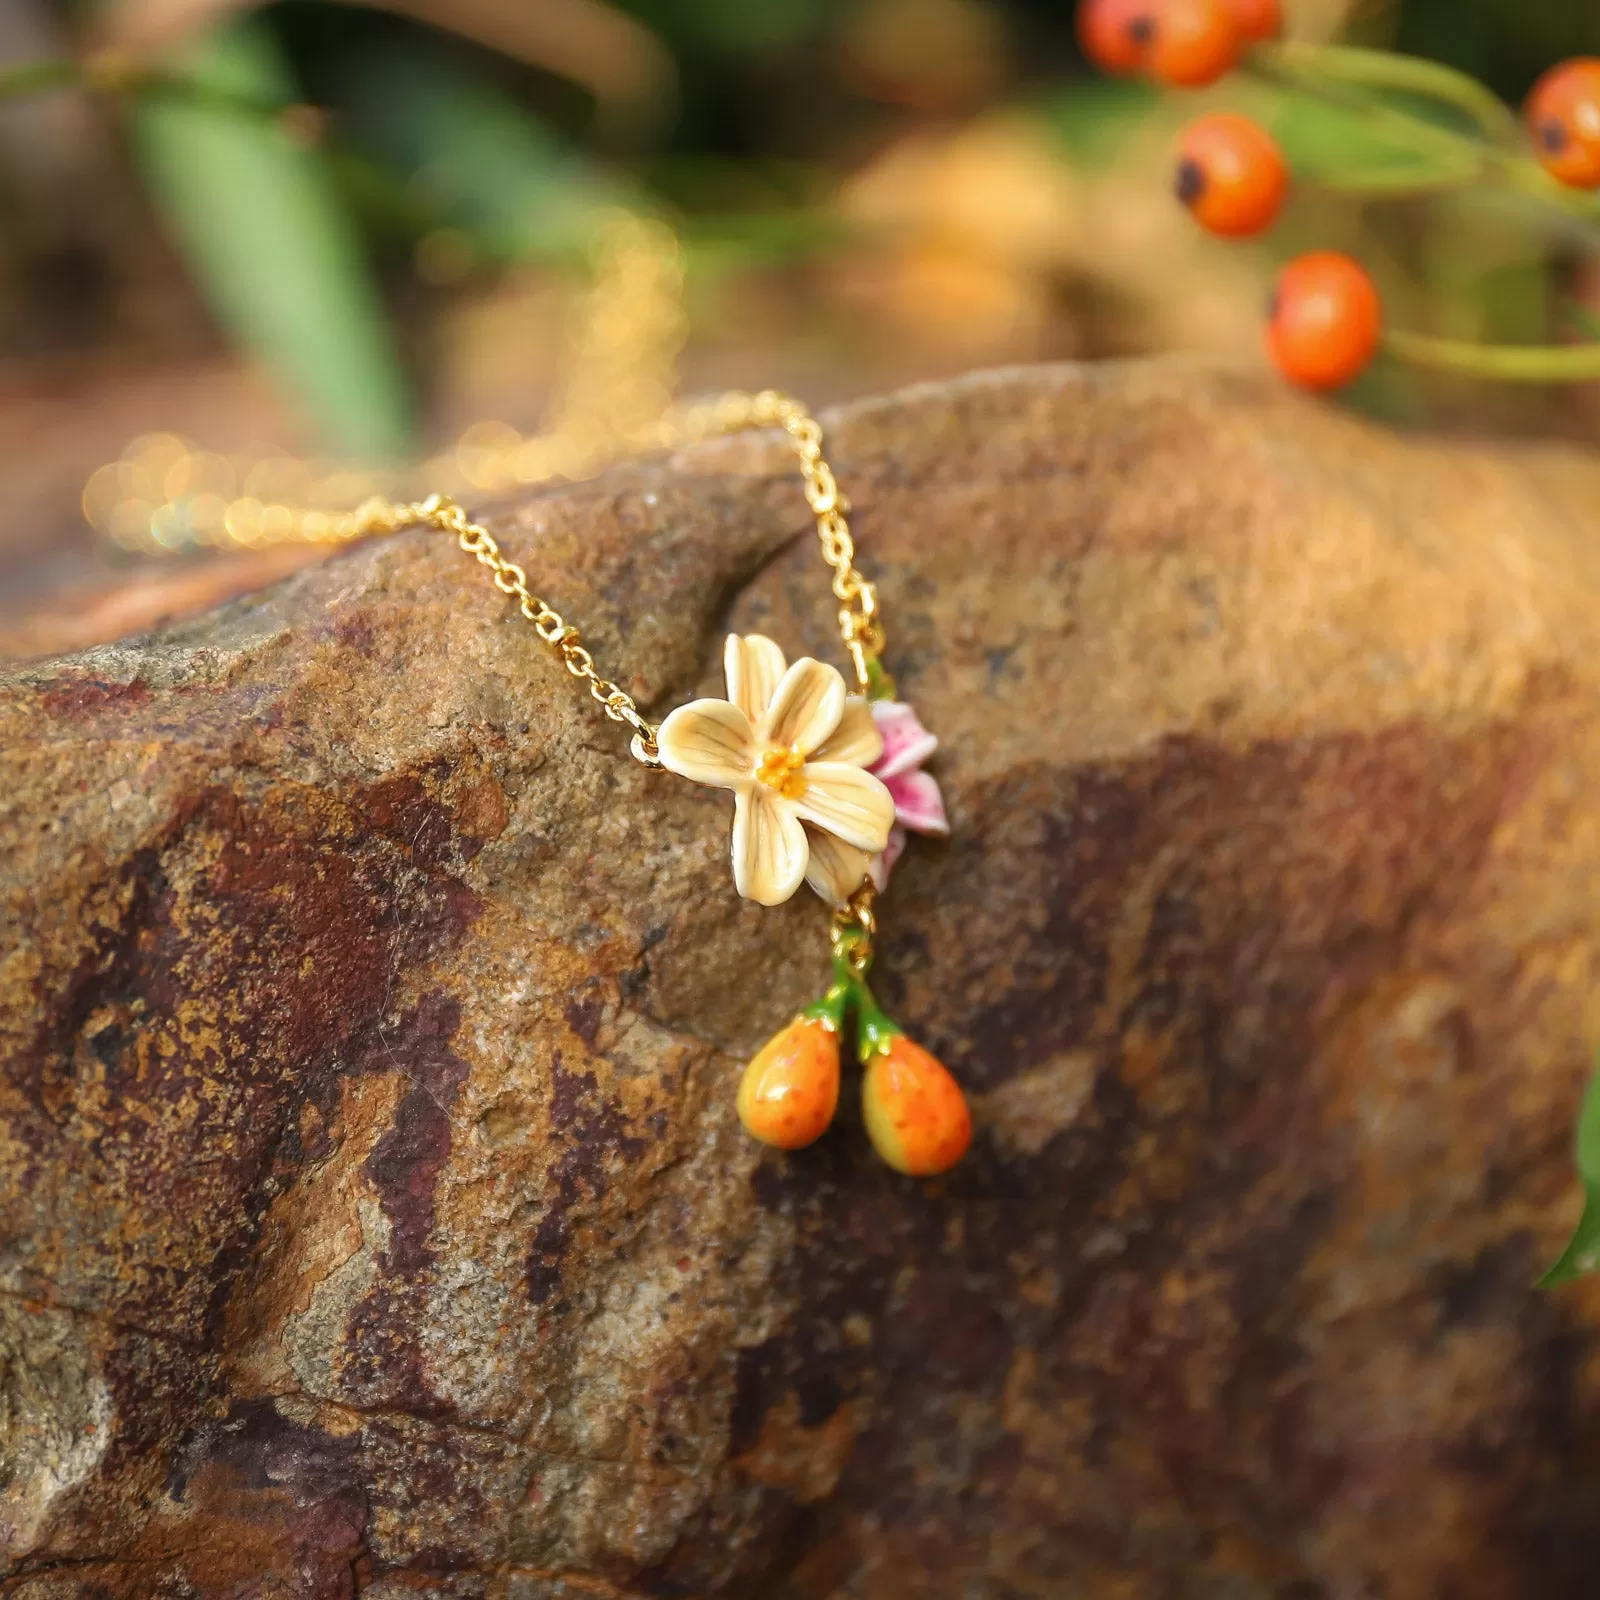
left=132, top=20, right=410, bottom=460
left=340, top=47, right=639, bottom=266
left=1266, top=92, right=1477, bottom=191
left=1540, top=1057, right=1600, bottom=1287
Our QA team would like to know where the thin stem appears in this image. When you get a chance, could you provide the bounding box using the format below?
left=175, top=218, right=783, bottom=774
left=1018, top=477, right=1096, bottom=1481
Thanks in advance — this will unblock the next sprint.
left=136, top=69, right=290, bottom=121
left=0, top=59, right=77, bottom=101
left=1309, top=159, right=1482, bottom=197
left=1245, top=49, right=1600, bottom=234
left=1385, top=328, right=1600, bottom=382
left=853, top=982, right=902, bottom=1059
left=1242, top=53, right=1491, bottom=186
left=1256, top=40, right=1521, bottom=145
left=0, top=56, right=297, bottom=125
left=1485, top=147, right=1600, bottom=224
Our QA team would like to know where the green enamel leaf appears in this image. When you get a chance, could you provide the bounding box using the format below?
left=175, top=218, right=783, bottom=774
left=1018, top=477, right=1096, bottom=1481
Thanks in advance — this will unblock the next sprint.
left=132, top=21, right=410, bottom=460
left=1540, top=1057, right=1600, bottom=1287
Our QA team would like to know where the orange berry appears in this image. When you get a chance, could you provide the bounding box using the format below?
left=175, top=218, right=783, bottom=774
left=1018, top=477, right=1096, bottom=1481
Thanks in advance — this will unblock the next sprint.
left=737, top=1016, right=841, bottom=1150
left=1223, top=0, right=1281, bottom=41
left=861, top=1035, right=971, bottom=1177
left=1176, top=113, right=1288, bottom=236
left=1148, top=0, right=1240, bottom=88
left=1525, top=59, right=1600, bottom=190
left=1077, top=0, right=1156, bottom=76
left=1266, top=252, right=1382, bottom=391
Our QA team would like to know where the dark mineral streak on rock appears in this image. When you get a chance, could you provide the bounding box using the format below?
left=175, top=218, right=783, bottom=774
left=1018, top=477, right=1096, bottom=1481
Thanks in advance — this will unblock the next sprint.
left=4, top=363, right=1600, bottom=1597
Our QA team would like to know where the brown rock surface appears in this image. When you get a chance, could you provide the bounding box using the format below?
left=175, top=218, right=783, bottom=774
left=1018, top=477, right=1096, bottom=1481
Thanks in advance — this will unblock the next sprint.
left=4, top=361, right=1600, bottom=1598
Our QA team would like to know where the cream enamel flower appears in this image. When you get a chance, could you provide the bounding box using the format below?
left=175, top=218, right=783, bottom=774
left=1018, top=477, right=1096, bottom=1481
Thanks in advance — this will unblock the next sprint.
left=656, top=635, right=896, bottom=907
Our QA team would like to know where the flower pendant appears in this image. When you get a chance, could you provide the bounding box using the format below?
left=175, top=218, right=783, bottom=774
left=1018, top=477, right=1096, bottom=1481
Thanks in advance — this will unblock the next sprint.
left=656, top=632, right=967, bottom=1173
left=656, top=634, right=897, bottom=907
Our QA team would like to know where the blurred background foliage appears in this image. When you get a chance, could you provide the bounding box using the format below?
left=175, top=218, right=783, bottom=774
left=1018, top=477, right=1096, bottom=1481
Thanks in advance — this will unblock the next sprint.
left=1, top=0, right=1599, bottom=642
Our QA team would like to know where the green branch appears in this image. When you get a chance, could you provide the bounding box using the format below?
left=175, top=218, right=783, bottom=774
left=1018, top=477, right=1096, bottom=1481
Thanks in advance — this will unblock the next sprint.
left=1255, top=40, right=1521, bottom=145
left=1247, top=43, right=1600, bottom=231
left=1385, top=328, right=1600, bottom=382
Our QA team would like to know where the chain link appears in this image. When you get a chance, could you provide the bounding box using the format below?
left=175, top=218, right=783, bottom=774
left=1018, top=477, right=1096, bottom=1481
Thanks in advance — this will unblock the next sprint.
left=830, top=879, right=878, bottom=977
left=354, top=492, right=665, bottom=765
left=344, top=392, right=881, bottom=769
left=665, top=390, right=885, bottom=692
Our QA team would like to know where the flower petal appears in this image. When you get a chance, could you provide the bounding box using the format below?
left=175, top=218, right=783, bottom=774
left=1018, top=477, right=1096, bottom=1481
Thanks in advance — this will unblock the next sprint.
left=869, top=825, right=908, bottom=893
left=657, top=699, right=755, bottom=789
left=724, top=634, right=787, bottom=723
left=793, top=762, right=895, bottom=853
left=811, top=697, right=883, bottom=769
left=887, top=769, right=950, bottom=836
left=803, top=826, right=873, bottom=907
left=760, top=658, right=846, bottom=756
left=870, top=700, right=939, bottom=780
left=733, top=787, right=809, bottom=906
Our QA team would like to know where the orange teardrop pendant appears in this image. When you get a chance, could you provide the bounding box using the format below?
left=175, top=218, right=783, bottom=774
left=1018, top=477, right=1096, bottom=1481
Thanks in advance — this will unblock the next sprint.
left=737, top=1016, right=842, bottom=1150
left=861, top=1034, right=971, bottom=1176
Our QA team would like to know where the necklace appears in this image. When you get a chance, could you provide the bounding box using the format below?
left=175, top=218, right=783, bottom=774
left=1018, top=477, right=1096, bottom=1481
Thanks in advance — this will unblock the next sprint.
left=332, top=389, right=969, bottom=1176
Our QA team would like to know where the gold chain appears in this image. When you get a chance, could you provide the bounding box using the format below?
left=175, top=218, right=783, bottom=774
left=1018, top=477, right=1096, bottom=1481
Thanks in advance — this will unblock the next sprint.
left=664, top=390, right=885, bottom=693
left=345, top=391, right=883, bottom=769
left=81, top=217, right=881, bottom=772
left=830, top=879, right=878, bottom=976
left=350, top=491, right=665, bottom=764
left=82, top=212, right=686, bottom=555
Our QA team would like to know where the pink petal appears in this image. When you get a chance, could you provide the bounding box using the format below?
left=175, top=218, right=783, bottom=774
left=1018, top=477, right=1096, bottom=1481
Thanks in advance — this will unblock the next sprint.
left=869, top=825, right=907, bottom=892
left=870, top=701, right=938, bottom=781
left=886, top=769, right=949, bottom=837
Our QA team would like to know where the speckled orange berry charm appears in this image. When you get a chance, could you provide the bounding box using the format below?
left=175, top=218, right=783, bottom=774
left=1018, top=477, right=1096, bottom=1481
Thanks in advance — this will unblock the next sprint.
left=737, top=1014, right=843, bottom=1150
left=856, top=989, right=971, bottom=1177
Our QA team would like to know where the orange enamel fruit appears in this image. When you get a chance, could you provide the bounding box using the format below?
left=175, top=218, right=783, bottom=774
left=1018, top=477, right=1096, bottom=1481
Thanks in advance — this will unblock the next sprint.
left=1077, top=0, right=1156, bottom=76
left=1176, top=113, right=1288, bottom=236
left=737, top=1016, right=841, bottom=1150
left=1266, top=252, right=1382, bottom=391
left=1525, top=59, right=1600, bottom=189
left=862, top=1036, right=971, bottom=1177
left=1148, top=0, right=1240, bottom=88
left=1223, top=0, right=1281, bottom=41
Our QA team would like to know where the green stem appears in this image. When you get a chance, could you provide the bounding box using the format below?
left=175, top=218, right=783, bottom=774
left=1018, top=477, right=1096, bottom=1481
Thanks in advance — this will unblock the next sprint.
left=1310, top=159, right=1482, bottom=198
left=1385, top=328, right=1600, bottom=382
left=1484, top=147, right=1600, bottom=224
left=0, top=60, right=77, bottom=101
left=864, top=656, right=898, bottom=702
left=0, top=57, right=298, bottom=124
left=802, top=974, right=855, bottom=1031
left=853, top=982, right=902, bottom=1060
left=1255, top=40, right=1521, bottom=145
left=136, top=70, right=290, bottom=121
left=1246, top=45, right=1600, bottom=231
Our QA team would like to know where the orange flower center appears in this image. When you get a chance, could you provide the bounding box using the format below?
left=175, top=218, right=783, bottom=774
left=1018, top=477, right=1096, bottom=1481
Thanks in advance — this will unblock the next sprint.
left=755, top=746, right=808, bottom=800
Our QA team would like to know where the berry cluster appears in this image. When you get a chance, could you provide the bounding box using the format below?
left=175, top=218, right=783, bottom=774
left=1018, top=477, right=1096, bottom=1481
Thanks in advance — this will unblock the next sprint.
left=1078, top=2, right=1600, bottom=392
left=1079, top=0, right=1280, bottom=90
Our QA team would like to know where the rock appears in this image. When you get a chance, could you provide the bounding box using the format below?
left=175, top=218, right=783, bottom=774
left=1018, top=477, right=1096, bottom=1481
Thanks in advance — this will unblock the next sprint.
left=3, top=360, right=1600, bottom=1598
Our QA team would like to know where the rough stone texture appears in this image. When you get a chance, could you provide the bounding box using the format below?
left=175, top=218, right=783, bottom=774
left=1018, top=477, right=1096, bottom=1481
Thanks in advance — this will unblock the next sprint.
left=4, top=361, right=1600, bottom=1598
